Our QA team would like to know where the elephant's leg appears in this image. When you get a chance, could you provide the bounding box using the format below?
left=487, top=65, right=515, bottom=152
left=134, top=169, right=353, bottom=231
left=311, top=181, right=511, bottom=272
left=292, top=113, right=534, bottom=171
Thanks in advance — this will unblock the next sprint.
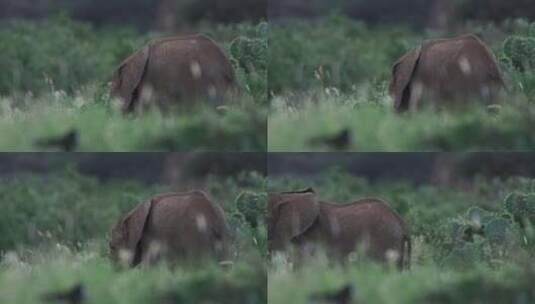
left=137, top=236, right=162, bottom=266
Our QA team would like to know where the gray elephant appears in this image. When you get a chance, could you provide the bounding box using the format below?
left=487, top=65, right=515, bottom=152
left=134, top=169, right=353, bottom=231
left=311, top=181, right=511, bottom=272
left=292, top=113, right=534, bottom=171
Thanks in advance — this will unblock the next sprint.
left=268, top=188, right=411, bottom=269
left=110, top=34, right=237, bottom=113
left=389, top=34, right=505, bottom=112
left=109, top=191, right=230, bottom=267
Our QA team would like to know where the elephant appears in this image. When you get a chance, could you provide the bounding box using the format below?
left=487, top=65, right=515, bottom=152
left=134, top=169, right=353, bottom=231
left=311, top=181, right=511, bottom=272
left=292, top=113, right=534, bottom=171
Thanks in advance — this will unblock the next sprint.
left=110, top=34, right=237, bottom=113
left=268, top=188, right=411, bottom=269
left=109, top=191, right=230, bottom=267
left=389, top=34, right=505, bottom=112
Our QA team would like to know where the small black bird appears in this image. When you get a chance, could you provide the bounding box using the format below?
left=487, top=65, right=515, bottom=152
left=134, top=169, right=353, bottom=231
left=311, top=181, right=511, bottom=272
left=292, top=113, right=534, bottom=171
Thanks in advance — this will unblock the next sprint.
left=41, top=283, right=86, bottom=304
left=308, top=128, right=352, bottom=151
left=159, top=291, right=185, bottom=304
left=35, top=129, right=79, bottom=152
left=309, top=284, right=355, bottom=304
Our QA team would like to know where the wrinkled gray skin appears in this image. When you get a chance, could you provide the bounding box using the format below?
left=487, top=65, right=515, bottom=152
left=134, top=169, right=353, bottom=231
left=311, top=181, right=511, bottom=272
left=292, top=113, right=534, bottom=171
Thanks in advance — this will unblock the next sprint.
left=110, top=34, right=237, bottom=113
left=389, top=34, right=505, bottom=112
left=268, top=188, right=411, bottom=269
left=109, top=191, right=230, bottom=267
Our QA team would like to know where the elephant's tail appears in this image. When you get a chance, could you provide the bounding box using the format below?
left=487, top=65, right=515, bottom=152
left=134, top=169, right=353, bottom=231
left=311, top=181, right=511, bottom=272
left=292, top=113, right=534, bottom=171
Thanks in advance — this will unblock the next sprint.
left=401, top=235, right=411, bottom=271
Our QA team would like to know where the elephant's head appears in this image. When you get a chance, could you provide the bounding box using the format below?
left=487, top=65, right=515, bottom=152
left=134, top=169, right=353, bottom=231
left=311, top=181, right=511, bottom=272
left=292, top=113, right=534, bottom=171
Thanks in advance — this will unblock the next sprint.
left=110, top=45, right=151, bottom=113
left=109, top=199, right=154, bottom=267
left=268, top=188, right=320, bottom=252
left=389, top=46, right=422, bottom=113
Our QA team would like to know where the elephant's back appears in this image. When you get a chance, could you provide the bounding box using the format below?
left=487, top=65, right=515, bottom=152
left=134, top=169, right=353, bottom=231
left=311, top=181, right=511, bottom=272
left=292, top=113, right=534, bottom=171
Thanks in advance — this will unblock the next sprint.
left=150, top=191, right=216, bottom=224
left=145, top=192, right=226, bottom=257
left=419, top=35, right=503, bottom=88
left=348, top=199, right=407, bottom=232
left=150, top=191, right=226, bottom=237
left=324, top=199, right=407, bottom=258
left=269, top=188, right=317, bottom=205
left=148, top=35, right=235, bottom=85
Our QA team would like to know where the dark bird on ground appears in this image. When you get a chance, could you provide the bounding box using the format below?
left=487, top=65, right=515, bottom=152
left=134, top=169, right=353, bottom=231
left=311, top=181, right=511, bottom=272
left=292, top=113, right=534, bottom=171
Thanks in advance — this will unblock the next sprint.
left=308, top=128, right=352, bottom=150
left=41, top=283, right=86, bottom=304
left=34, top=129, right=79, bottom=152
left=159, top=291, right=185, bottom=304
left=309, top=284, right=355, bottom=304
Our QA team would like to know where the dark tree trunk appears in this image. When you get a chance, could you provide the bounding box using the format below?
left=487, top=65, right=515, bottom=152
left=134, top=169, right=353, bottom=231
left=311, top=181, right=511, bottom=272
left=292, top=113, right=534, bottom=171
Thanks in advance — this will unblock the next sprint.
left=154, top=0, right=178, bottom=32
left=428, top=0, right=455, bottom=31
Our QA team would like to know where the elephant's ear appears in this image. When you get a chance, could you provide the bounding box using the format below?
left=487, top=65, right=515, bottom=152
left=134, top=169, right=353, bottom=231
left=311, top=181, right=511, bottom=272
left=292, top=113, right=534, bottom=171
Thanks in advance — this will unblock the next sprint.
left=389, top=47, right=422, bottom=112
left=110, top=45, right=151, bottom=113
left=274, top=192, right=320, bottom=243
left=121, top=199, right=154, bottom=266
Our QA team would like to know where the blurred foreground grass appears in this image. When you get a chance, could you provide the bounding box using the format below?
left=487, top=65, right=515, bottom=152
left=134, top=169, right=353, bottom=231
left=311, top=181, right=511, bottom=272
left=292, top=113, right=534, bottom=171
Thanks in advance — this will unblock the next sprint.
left=0, top=96, right=265, bottom=151
left=269, top=258, right=534, bottom=304
left=268, top=93, right=535, bottom=151
left=0, top=247, right=265, bottom=304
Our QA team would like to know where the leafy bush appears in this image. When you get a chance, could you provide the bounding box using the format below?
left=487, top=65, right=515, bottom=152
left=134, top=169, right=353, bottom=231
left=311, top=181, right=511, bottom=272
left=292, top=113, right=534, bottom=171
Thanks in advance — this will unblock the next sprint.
left=0, top=168, right=160, bottom=251
left=503, top=35, right=535, bottom=71
left=230, top=22, right=268, bottom=104
left=234, top=191, right=267, bottom=229
left=269, top=15, right=417, bottom=94
left=504, top=191, right=535, bottom=251
left=504, top=192, right=535, bottom=226
left=502, top=32, right=535, bottom=100
left=0, top=15, right=141, bottom=95
left=443, top=206, right=522, bottom=267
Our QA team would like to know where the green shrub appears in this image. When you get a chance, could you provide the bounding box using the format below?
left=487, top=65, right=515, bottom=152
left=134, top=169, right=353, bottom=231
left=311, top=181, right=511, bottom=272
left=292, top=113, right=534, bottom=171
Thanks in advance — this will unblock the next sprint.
left=269, top=15, right=416, bottom=94
left=228, top=184, right=268, bottom=257
left=0, top=15, right=142, bottom=96
left=234, top=191, right=267, bottom=229
left=503, top=35, right=535, bottom=71
left=504, top=192, right=535, bottom=226
left=230, top=22, right=268, bottom=104
left=0, top=168, right=159, bottom=251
